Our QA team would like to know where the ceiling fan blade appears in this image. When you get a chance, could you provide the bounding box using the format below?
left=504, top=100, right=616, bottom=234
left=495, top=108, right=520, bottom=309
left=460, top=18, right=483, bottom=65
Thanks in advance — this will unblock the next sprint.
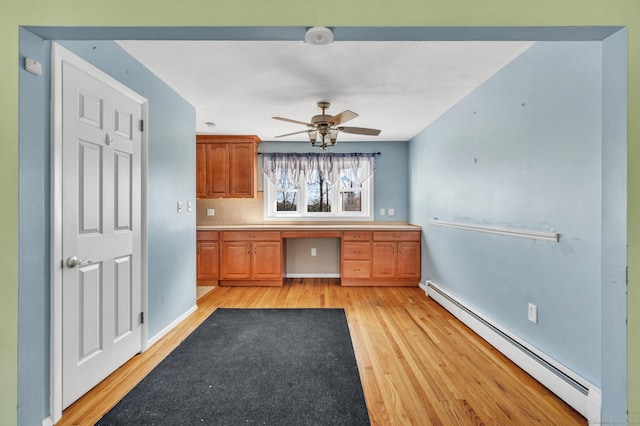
left=338, top=126, right=381, bottom=136
left=275, top=130, right=311, bottom=138
left=330, top=110, right=358, bottom=126
left=272, top=116, right=313, bottom=127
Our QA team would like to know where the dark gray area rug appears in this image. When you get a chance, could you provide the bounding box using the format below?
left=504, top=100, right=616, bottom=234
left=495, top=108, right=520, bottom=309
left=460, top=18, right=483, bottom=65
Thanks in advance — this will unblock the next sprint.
left=97, top=308, right=370, bottom=425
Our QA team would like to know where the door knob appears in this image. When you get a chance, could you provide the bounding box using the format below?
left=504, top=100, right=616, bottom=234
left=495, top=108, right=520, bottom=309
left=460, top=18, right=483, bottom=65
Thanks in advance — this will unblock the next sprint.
left=66, top=256, right=93, bottom=268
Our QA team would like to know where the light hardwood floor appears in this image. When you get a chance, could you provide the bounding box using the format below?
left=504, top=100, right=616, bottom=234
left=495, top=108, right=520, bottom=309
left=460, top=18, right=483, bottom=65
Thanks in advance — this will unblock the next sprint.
left=58, top=279, right=586, bottom=425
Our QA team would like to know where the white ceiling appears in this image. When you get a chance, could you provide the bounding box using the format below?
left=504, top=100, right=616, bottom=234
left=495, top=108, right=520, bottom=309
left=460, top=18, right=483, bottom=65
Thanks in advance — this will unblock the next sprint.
left=116, top=39, right=534, bottom=142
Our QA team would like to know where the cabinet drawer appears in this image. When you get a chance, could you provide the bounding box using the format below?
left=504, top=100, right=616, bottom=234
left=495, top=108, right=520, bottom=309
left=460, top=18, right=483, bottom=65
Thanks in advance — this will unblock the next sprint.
left=342, top=261, right=371, bottom=278
left=197, top=231, right=219, bottom=241
left=342, top=231, right=372, bottom=242
left=222, top=231, right=281, bottom=241
left=373, top=231, right=421, bottom=241
left=342, top=242, right=371, bottom=260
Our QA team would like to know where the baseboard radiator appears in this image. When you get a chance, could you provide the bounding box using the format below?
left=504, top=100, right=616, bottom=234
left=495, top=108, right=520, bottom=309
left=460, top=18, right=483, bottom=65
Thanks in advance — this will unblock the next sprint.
left=422, top=280, right=601, bottom=423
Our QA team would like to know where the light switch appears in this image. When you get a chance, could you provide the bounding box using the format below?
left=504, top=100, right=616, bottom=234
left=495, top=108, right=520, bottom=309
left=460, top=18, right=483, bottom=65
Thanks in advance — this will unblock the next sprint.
left=380, top=208, right=386, bottom=216
left=187, top=201, right=193, bottom=212
left=177, top=201, right=183, bottom=213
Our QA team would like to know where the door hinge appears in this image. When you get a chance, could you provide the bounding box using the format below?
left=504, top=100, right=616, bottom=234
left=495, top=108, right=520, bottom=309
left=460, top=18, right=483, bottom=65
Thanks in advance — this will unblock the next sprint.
left=140, top=312, right=145, bottom=325
left=139, top=119, right=144, bottom=132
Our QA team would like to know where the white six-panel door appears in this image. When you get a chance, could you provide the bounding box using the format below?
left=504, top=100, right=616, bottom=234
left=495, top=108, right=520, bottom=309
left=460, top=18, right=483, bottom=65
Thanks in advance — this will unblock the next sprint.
left=59, top=55, right=143, bottom=409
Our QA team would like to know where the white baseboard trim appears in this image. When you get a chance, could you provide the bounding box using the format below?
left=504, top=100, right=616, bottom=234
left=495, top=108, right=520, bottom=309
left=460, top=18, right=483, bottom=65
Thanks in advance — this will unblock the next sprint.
left=423, top=280, right=601, bottom=423
left=285, top=273, right=341, bottom=278
left=147, top=304, right=197, bottom=348
left=42, top=416, right=54, bottom=426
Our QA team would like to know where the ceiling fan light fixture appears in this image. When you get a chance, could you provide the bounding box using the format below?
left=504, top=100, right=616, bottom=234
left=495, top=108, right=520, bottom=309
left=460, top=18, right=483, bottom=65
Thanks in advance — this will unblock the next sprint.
left=329, top=129, right=338, bottom=145
left=308, top=130, right=318, bottom=144
left=304, top=27, right=333, bottom=45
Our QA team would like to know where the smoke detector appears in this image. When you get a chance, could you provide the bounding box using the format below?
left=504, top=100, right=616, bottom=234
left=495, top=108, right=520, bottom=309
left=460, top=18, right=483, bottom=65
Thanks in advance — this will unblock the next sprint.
left=304, top=27, right=333, bottom=45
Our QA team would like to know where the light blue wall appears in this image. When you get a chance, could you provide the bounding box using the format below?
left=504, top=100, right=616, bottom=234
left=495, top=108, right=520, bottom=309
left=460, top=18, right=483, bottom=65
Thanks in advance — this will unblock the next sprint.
left=17, top=32, right=196, bottom=425
left=260, top=141, right=409, bottom=221
left=409, top=42, right=604, bottom=386
left=18, top=28, right=52, bottom=424
left=16, top=26, right=627, bottom=424
left=600, top=29, right=628, bottom=419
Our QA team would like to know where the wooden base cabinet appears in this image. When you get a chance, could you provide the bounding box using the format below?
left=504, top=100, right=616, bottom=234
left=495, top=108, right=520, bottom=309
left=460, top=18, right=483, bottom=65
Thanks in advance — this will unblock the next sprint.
left=196, top=231, right=219, bottom=285
left=372, top=231, right=421, bottom=282
left=341, top=231, right=372, bottom=281
left=396, top=241, right=421, bottom=279
left=200, top=228, right=419, bottom=287
left=220, top=231, right=283, bottom=286
left=341, top=230, right=421, bottom=286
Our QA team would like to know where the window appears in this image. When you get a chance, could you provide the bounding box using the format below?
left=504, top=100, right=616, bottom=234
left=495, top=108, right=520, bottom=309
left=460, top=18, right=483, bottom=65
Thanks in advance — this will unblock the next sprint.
left=264, top=153, right=375, bottom=221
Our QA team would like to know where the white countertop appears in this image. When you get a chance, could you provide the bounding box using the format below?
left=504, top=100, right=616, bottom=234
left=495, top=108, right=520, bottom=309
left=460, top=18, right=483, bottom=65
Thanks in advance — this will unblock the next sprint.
left=197, top=223, right=421, bottom=231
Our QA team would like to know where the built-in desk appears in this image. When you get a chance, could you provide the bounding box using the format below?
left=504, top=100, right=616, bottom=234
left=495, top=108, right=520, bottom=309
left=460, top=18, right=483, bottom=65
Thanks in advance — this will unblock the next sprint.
left=196, top=224, right=421, bottom=287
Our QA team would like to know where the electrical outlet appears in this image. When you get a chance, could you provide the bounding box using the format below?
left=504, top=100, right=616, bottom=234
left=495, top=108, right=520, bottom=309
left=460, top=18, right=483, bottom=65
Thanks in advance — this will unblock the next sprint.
left=528, top=303, right=538, bottom=324
left=207, top=208, right=215, bottom=216
left=311, top=248, right=317, bottom=256
left=388, top=208, right=395, bottom=216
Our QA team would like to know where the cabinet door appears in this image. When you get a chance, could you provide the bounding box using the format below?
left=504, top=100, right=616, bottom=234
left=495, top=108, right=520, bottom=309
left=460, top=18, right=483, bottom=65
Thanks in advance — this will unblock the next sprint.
left=397, top=241, right=420, bottom=280
left=196, top=144, right=207, bottom=198
left=229, top=143, right=254, bottom=198
left=252, top=241, right=282, bottom=280
left=197, top=241, right=219, bottom=281
left=207, top=143, right=230, bottom=198
left=372, top=242, right=397, bottom=279
left=220, top=241, right=251, bottom=279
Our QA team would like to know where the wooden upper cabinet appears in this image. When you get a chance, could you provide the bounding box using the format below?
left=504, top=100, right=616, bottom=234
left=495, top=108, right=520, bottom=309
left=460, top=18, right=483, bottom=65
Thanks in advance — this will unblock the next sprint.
left=229, top=143, right=254, bottom=198
left=207, top=143, right=230, bottom=198
left=196, top=135, right=260, bottom=198
left=196, top=143, right=208, bottom=198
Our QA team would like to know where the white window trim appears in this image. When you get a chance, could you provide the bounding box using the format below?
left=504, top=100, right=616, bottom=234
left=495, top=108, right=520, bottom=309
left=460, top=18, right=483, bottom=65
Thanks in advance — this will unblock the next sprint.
left=264, top=172, right=374, bottom=222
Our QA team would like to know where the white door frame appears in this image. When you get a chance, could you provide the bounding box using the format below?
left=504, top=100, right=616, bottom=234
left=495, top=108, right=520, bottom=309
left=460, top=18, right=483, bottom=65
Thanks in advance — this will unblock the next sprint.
left=50, top=42, right=149, bottom=423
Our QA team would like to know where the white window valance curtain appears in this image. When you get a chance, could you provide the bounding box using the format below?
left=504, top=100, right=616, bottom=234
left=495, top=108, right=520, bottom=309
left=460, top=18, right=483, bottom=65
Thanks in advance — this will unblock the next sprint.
left=263, top=153, right=376, bottom=186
